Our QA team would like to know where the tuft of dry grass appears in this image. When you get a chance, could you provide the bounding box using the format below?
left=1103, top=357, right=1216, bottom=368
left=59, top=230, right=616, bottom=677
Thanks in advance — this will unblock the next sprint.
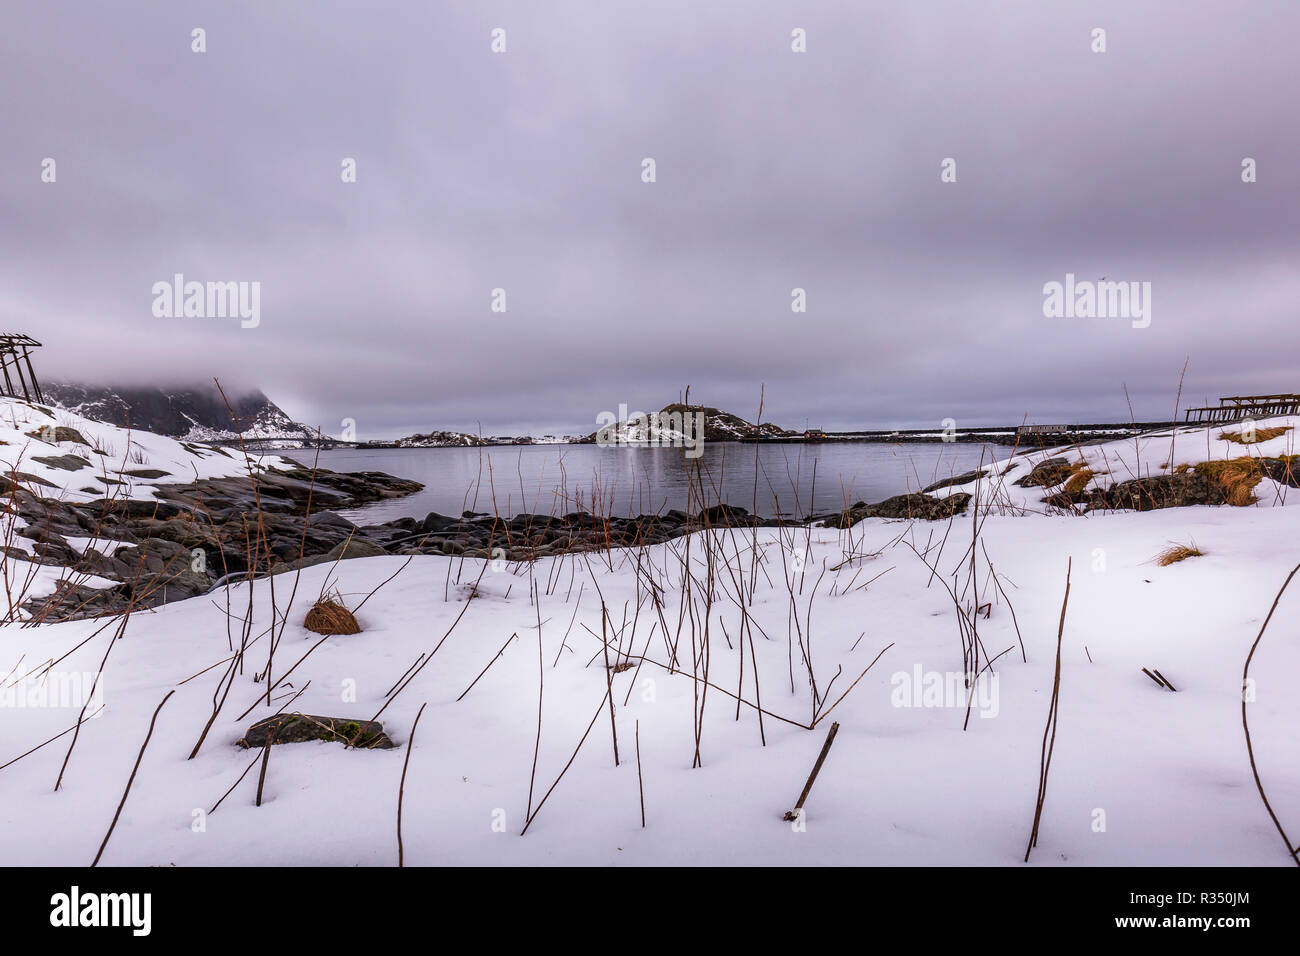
left=304, top=593, right=360, bottom=635
left=1189, top=458, right=1265, bottom=506
left=1153, top=541, right=1204, bottom=566
left=1063, top=464, right=1097, bottom=496
left=1219, top=425, right=1291, bottom=445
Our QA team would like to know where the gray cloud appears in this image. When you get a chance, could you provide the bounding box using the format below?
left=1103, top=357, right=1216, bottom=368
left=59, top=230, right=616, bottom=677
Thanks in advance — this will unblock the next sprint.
left=3, top=0, right=1297, bottom=438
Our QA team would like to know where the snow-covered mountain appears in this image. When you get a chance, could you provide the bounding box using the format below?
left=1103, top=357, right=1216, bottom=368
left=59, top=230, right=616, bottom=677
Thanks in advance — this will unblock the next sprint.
left=43, top=382, right=318, bottom=443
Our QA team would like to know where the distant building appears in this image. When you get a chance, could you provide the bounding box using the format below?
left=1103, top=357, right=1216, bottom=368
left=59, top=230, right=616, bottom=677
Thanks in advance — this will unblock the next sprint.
left=804, top=428, right=827, bottom=440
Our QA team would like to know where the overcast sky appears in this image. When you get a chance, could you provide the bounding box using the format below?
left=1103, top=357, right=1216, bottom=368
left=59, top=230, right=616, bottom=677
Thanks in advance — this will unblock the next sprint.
left=2, top=1, right=1297, bottom=439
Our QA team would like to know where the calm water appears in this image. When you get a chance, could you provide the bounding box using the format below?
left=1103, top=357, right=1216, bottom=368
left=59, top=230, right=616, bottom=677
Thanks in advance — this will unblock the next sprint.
left=281, top=442, right=1006, bottom=524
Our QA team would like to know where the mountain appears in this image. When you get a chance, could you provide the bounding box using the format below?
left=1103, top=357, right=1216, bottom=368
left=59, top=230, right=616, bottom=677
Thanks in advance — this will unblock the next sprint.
left=42, top=383, right=317, bottom=443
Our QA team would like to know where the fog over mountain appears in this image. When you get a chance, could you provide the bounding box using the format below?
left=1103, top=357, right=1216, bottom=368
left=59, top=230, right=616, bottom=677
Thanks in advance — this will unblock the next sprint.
left=3, top=1, right=1298, bottom=440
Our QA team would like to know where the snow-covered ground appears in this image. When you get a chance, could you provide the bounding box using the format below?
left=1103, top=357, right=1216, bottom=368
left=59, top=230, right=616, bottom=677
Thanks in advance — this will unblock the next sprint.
left=1, top=414, right=1297, bottom=866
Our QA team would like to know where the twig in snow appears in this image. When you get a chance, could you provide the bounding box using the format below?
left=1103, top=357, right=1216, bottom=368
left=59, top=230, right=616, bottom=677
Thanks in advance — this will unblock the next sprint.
left=397, top=701, right=428, bottom=866
left=91, top=690, right=174, bottom=866
left=255, top=726, right=276, bottom=807
left=1242, top=561, right=1300, bottom=866
left=636, top=719, right=646, bottom=828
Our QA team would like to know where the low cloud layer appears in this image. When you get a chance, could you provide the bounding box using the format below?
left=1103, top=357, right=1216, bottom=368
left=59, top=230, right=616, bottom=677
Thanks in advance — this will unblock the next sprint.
left=3, top=1, right=1297, bottom=438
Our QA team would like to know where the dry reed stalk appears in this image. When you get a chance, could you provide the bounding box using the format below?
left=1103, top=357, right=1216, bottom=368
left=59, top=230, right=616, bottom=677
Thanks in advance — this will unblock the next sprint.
left=91, top=689, right=174, bottom=866
left=1242, top=561, right=1300, bottom=866
left=397, top=701, right=428, bottom=866
left=1025, top=557, right=1070, bottom=862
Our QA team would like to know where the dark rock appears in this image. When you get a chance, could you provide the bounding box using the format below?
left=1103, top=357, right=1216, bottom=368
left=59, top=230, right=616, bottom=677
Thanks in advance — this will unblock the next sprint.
left=30, top=454, right=91, bottom=472
left=700, top=503, right=749, bottom=525
left=921, top=469, right=988, bottom=493
left=238, top=714, right=394, bottom=749
left=1, top=471, right=59, bottom=490
left=1085, top=472, right=1226, bottom=512
left=25, top=426, right=89, bottom=445
left=100, top=498, right=186, bottom=520
left=136, top=517, right=216, bottom=549
left=306, top=510, right=356, bottom=530
left=32, top=539, right=79, bottom=565
left=1014, top=457, right=1073, bottom=488
left=1260, top=458, right=1300, bottom=488
left=826, top=492, right=973, bottom=527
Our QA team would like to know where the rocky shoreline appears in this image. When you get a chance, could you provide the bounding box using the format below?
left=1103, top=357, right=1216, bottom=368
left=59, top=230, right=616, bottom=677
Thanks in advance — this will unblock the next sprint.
left=13, top=466, right=814, bottom=621
left=13, top=465, right=421, bottom=620
left=20, top=445, right=1294, bottom=620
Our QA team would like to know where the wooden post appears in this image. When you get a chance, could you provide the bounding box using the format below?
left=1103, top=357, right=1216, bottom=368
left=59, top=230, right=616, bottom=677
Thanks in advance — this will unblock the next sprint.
left=20, top=347, right=42, bottom=403
left=11, top=352, right=29, bottom=401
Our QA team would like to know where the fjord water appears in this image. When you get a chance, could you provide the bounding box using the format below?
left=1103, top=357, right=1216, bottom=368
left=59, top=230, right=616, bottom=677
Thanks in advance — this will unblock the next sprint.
left=282, top=442, right=1007, bottom=524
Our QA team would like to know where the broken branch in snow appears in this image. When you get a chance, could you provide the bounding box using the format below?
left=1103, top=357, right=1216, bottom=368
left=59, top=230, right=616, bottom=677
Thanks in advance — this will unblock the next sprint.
left=255, top=726, right=275, bottom=807
left=91, top=689, right=174, bottom=867
left=784, top=720, right=840, bottom=821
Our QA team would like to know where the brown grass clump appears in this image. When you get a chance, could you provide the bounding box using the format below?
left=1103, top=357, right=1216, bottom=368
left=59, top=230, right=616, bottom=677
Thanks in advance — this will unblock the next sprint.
left=1063, top=464, right=1097, bottom=496
left=1153, top=542, right=1204, bottom=566
left=1192, top=458, right=1266, bottom=506
left=1219, top=425, right=1291, bottom=445
left=304, top=594, right=360, bottom=635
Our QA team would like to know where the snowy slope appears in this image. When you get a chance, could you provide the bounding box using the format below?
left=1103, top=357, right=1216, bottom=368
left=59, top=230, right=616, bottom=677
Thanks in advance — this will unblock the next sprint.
left=0, top=396, right=292, bottom=504
left=920, top=416, right=1300, bottom=513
